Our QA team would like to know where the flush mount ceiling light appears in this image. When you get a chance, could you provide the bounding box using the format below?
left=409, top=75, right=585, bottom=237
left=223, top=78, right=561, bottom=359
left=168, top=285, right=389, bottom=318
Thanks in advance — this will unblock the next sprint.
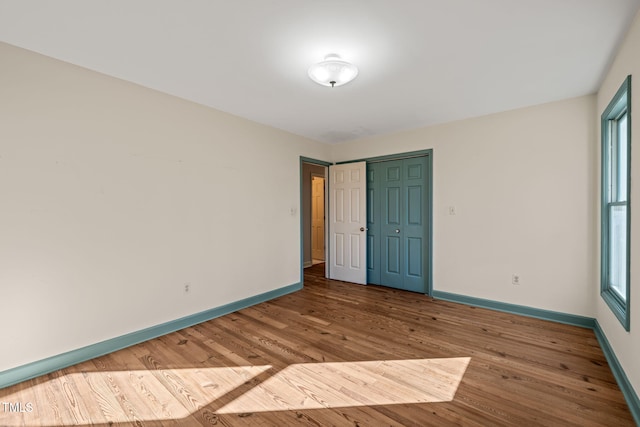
left=308, top=54, right=358, bottom=87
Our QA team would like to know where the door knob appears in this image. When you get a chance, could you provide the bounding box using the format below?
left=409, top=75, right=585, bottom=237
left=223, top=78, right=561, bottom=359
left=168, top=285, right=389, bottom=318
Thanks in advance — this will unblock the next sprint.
left=395, top=229, right=400, bottom=233
left=360, top=227, right=365, bottom=232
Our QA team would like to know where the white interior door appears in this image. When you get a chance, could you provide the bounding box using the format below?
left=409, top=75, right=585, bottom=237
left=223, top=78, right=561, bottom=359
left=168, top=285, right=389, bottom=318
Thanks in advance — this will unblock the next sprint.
left=329, top=162, right=367, bottom=284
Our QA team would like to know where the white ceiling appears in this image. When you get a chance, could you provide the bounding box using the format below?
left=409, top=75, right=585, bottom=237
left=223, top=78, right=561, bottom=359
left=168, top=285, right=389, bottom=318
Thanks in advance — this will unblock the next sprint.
left=1, top=0, right=639, bottom=144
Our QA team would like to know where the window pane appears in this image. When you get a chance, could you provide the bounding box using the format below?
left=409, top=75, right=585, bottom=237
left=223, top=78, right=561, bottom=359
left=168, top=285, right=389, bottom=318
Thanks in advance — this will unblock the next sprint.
left=617, top=113, right=628, bottom=201
left=607, top=124, right=615, bottom=203
left=608, top=204, right=627, bottom=301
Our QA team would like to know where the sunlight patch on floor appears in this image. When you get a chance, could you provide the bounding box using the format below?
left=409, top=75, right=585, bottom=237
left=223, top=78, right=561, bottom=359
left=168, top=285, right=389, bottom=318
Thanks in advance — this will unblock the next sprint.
left=217, top=357, right=471, bottom=413
left=0, top=365, right=271, bottom=426
left=1, top=358, right=470, bottom=425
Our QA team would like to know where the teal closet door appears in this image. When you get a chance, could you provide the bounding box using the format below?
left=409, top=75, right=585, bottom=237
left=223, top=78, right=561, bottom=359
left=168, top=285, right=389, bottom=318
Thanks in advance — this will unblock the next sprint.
left=367, top=163, right=381, bottom=285
left=402, top=156, right=427, bottom=292
left=380, top=160, right=404, bottom=288
left=367, top=156, right=427, bottom=293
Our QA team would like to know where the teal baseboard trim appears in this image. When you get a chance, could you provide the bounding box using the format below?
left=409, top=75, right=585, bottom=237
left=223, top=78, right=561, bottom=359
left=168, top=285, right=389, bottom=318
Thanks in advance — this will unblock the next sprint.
left=0, top=282, right=302, bottom=389
left=593, top=320, right=640, bottom=425
left=432, top=291, right=596, bottom=329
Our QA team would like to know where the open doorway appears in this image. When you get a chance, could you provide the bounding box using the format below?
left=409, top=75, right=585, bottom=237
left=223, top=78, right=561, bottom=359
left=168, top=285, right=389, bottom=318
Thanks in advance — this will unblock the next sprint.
left=311, top=175, right=325, bottom=264
left=302, top=161, right=328, bottom=271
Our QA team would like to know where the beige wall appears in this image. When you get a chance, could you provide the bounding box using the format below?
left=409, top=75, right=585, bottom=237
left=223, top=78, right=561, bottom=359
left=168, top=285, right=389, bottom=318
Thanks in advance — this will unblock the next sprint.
left=596, top=9, right=640, bottom=398
left=0, top=42, right=330, bottom=372
left=332, top=95, right=597, bottom=318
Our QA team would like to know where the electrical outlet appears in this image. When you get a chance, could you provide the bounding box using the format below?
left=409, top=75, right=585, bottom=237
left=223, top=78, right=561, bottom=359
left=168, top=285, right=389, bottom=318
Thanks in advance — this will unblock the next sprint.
left=512, top=274, right=520, bottom=286
left=184, top=282, right=191, bottom=293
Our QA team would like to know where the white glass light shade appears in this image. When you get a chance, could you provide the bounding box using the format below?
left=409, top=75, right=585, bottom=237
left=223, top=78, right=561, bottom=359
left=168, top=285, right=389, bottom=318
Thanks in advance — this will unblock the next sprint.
left=308, top=54, right=358, bottom=87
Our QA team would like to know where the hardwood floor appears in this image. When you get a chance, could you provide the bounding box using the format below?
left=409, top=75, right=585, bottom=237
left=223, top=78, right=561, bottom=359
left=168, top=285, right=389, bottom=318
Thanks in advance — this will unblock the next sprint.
left=1, top=264, right=634, bottom=426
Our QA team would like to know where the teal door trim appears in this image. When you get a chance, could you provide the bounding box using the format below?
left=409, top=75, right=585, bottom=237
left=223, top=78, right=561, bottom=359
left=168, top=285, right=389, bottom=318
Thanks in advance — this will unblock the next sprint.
left=300, top=157, right=331, bottom=284
left=301, top=157, right=332, bottom=166
left=336, top=149, right=433, bottom=164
